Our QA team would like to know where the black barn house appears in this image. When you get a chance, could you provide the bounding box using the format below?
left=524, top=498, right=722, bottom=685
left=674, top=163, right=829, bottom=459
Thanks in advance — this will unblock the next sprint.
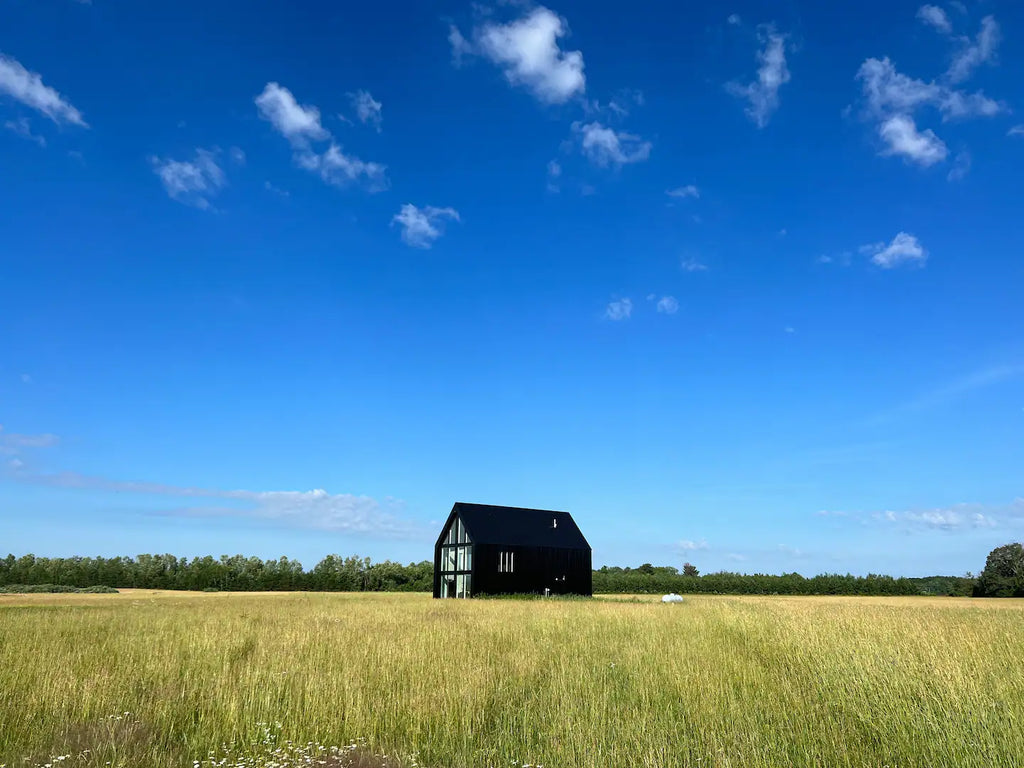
left=433, top=502, right=592, bottom=598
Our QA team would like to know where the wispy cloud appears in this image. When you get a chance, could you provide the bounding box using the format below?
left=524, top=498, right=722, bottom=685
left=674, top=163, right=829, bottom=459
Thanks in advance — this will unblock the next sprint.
left=4, top=117, right=46, bottom=146
left=681, top=257, right=709, bottom=272
left=605, top=298, right=632, bottom=321
left=727, top=25, right=791, bottom=128
left=0, top=53, right=87, bottom=127
left=864, top=362, right=1024, bottom=427
left=1009, top=125, right=1024, bottom=137
left=666, top=185, right=699, bottom=199
left=151, top=148, right=226, bottom=210
left=947, top=150, right=971, bottom=182
left=656, top=296, right=679, bottom=315
left=298, top=143, right=388, bottom=191
left=820, top=498, right=1023, bottom=532
left=546, top=159, right=561, bottom=193
left=948, top=16, right=1000, bottom=83
left=8, top=466, right=420, bottom=537
left=817, top=251, right=852, bottom=266
left=453, top=7, right=586, bottom=105
left=676, top=539, right=710, bottom=552
left=916, top=5, right=952, bottom=35
left=391, top=204, right=460, bottom=249
left=857, top=58, right=1002, bottom=123
left=256, top=82, right=386, bottom=191
left=573, top=121, right=651, bottom=167
left=854, top=16, right=1005, bottom=169
left=860, top=232, right=927, bottom=268
left=349, top=90, right=382, bottom=131
left=0, top=426, right=59, bottom=455
left=264, top=180, right=289, bottom=197
left=857, top=58, right=1002, bottom=121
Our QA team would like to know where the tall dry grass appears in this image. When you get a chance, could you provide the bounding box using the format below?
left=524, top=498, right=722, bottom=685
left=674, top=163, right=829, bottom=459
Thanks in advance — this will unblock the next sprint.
left=1, top=591, right=1022, bottom=767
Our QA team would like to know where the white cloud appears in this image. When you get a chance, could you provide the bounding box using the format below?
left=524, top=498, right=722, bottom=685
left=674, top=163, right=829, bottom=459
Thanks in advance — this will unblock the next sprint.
left=391, top=204, right=460, bottom=249
left=666, top=185, right=699, bottom=199
left=605, top=298, right=632, bottom=321
left=725, top=552, right=747, bottom=562
left=303, top=143, right=388, bottom=191
left=681, top=257, right=708, bottom=272
left=784, top=326, right=795, bottom=334
left=264, top=180, right=289, bottom=197
left=9, top=466, right=419, bottom=537
left=862, top=232, right=927, bottom=269
left=229, top=146, right=246, bottom=165
left=460, top=7, right=586, bottom=104
left=947, top=150, right=970, bottom=181
left=727, top=27, right=790, bottom=128
left=151, top=149, right=226, bottom=210
left=574, top=121, right=651, bottom=167
left=255, top=82, right=329, bottom=146
left=854, top=55, right=1003, bottom=168
left=676, top=539, right=710, bottom=552
left=349, top=90, right=382, bottom=131
left=20, top=374, right=32, bottom=384
left=448, top=25, right=473, bottom=66
left=727, top=14, right=741, bottom=26
left=256, top=82, right=386, bottom=192
left=0, top=426, right=59, bottom=455
left=4, top=117, right=45, bottom=147
left=0, top=54, right=87, bottom=127
left=917, top=5, right=952, bottom=35
left=1009, top=125, right=1024, bottom=137
left=214, top=488, right=411, bottom=535
left=948, top=16, right=1000, bottom=83
left=546, top=159, right=561, bottom=192
left=824, top=499, right=1023, bottom=532
left=867, top=363, right=1024, bottom=424
left=878, top=115, right=948, bottom=166
left=656, top=296, right=679, bottom=315
left=856, top=57, right=1002, bottom=122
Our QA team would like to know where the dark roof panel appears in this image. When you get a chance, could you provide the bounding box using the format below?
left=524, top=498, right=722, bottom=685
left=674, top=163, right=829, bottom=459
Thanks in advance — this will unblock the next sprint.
left=452, top=502, right=590, bottom=550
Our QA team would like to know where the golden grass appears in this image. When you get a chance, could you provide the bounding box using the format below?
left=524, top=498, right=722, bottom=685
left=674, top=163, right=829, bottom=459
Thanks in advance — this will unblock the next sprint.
left=1, top=592, right=1023, bottom=768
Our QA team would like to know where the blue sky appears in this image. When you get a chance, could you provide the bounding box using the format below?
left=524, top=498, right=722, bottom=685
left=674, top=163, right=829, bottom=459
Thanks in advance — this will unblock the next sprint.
left=1, top=0, right=1022, bottom=577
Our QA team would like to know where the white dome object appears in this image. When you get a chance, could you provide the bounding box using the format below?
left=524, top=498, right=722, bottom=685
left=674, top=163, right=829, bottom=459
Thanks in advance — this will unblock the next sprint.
left=661, top=593, right=684, bottom=603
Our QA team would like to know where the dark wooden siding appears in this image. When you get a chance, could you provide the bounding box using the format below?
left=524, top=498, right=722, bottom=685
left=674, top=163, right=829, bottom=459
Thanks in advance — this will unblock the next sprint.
left=471, top=544, right=591, bottom=597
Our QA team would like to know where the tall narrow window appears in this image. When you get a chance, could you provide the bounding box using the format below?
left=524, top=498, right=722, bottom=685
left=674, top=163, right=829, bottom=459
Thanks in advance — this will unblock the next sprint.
left=499, top=551, right=515, bottom=573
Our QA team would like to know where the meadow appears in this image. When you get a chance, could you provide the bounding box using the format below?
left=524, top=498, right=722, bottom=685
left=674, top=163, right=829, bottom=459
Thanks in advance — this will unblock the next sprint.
left=1, top=591, right=1022, bottom=768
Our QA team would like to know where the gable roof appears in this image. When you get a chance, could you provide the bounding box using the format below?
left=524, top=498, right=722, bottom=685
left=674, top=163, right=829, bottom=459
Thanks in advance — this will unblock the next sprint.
left=444, top=502, right=590, bottom=550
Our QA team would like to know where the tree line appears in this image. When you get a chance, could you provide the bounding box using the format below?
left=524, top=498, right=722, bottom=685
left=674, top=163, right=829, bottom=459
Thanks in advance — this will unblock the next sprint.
left=0, top=551, right=999, bottom=596
left=592, top=564, right=976, bottom=596
left=0, top=553, right=433, bottom=592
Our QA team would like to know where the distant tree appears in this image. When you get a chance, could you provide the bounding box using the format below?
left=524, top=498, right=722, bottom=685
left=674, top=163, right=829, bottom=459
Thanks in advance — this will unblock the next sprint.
left=974, top=543, right=1024, bottom=597
left=682, top=563, right=699, bottom=577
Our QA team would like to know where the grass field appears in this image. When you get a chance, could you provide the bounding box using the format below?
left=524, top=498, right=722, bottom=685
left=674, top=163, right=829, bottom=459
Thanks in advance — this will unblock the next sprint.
left=1, top=591, right=1023, bottom=768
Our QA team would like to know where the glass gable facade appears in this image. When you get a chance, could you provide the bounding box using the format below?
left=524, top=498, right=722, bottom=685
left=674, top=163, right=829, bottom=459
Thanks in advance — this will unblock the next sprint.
left=439, top=515, right=472, bottom=598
